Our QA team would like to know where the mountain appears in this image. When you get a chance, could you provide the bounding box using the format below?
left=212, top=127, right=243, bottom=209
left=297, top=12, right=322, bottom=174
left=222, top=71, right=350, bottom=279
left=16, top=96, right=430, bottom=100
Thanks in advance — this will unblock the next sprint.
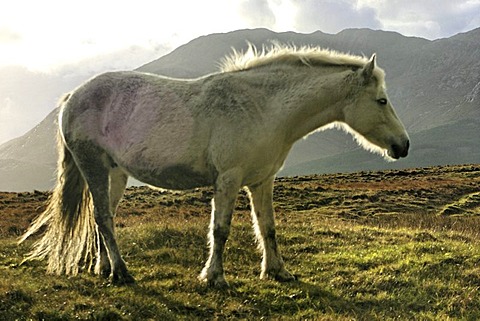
left=0, top=27, right=479, bottom=191
left=0, top=109, right=58, bottom=191
left=0, top=65, right=96, bottom=145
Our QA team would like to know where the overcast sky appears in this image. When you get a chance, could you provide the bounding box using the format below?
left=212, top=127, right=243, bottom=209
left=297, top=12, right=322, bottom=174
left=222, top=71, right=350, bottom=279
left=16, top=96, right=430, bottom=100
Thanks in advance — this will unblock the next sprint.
left=0, top=0, right=479, bottom=144
left=1, top=0, right=479, bottom=71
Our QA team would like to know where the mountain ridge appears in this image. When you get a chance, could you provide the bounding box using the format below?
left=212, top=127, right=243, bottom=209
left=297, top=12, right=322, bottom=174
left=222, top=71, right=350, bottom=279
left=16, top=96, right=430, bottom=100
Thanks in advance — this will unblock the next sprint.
left=1, top=27, right=478, bottom=191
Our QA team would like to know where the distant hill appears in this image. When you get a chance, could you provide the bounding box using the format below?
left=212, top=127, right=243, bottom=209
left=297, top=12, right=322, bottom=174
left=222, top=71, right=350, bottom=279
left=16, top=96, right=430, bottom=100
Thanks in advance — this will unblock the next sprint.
left=0, top=109, right=58, bottom=191
left=0, top=27, right=479, bottom=191
left=0, top=65, right=95, bottom=145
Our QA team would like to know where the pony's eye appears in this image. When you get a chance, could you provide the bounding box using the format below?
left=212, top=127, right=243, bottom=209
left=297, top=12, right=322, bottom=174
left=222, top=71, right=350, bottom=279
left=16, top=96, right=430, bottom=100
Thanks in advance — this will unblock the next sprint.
left=377, top=98, right=388, bottom=105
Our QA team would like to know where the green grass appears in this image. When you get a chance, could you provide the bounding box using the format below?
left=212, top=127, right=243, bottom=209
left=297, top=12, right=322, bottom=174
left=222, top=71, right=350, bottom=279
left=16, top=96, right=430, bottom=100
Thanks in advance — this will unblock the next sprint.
left=3, top=212, right=480, bottom=320
left=1, top=165, right=479, bottom=320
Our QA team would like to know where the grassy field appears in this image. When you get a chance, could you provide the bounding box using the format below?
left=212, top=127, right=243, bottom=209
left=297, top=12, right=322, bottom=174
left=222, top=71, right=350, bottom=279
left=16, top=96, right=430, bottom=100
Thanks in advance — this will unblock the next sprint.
left=0, top=164, right=479, bottom=320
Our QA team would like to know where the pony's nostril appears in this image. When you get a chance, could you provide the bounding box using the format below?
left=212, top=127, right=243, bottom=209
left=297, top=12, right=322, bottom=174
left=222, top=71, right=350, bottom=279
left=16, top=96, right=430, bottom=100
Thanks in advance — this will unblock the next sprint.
left=390, top=141, right=409, bottom=159
left=391, top=144, right=400, bottom=159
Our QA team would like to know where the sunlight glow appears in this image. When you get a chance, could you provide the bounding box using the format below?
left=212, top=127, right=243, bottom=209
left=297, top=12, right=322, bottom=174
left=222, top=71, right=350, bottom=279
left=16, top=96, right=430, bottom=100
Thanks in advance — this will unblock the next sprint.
left=1, top=0, right=479, bottom=70
left=0, top=1, right=250, bottom=71
left=269, top=0, right=298, bottom=31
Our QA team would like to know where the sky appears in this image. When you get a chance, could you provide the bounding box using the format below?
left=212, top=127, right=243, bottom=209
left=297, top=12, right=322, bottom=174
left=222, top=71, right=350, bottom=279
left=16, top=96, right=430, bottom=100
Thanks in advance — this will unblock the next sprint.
left=1, top=0, right=479, bottom=72
left=0, top=0, right=479, bottom=144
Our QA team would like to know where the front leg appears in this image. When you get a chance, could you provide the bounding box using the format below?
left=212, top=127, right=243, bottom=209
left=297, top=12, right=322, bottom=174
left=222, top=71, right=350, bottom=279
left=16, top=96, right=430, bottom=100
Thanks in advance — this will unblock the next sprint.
left=199, top=171, right=241, bottom=288
left=248, top=177, right=295, bottom=282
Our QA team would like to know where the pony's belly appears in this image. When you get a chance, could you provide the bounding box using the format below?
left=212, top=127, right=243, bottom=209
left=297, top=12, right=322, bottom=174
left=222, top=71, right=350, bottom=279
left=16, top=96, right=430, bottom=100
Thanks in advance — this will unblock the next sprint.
left=128, top=164, right=214, bottom=190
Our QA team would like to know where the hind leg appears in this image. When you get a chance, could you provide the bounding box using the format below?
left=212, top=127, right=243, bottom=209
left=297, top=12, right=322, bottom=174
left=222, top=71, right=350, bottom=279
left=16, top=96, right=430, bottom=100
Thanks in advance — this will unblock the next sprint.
left=71, top=142, right=134, bottom=284
left=95, top=166, right=128, bottom=278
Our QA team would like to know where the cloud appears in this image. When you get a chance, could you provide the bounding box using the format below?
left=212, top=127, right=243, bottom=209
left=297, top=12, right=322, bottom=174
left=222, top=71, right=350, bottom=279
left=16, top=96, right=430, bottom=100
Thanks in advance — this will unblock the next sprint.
left=238, top=0, right=276, bottom=27
left=0, top=27, right=21, bottom=43
left=0, top=97, right=17, bottom=141
left=359, top=0, right=480, bottom=39
left=52, top=43, right=170, bottom=76
left=292, top=0, right=382, bottom=34
left=289, top=0, right=480, bottom=39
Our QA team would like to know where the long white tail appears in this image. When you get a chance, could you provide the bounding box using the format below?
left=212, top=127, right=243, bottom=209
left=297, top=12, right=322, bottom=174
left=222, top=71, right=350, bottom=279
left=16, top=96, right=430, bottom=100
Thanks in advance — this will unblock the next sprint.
left=20, top=107, right=97, bottom=275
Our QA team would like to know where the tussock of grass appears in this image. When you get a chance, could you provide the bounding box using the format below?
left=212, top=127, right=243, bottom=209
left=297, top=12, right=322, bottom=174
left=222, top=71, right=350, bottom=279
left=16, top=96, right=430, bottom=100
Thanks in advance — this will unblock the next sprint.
left=440, top=191, right=480, bottom=215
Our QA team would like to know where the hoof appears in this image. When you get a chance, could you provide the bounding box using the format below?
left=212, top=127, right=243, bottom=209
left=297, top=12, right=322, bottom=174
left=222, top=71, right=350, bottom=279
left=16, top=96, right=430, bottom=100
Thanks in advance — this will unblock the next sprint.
left=199, top=273, right=229, bottom=289
left=111, top=271, right=136, bottom=285
left=207, top=278, right=230, bottom=289
left=96, top=267, right=111, bottom=279
left=95, top=258, right=111, bottom=279
left=263, top=268, right=297, bottom=282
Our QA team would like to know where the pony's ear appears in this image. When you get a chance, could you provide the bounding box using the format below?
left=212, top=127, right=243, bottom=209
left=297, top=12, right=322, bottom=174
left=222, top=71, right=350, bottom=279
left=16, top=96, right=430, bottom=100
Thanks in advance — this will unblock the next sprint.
left=361, top=54, right=376, bottom=84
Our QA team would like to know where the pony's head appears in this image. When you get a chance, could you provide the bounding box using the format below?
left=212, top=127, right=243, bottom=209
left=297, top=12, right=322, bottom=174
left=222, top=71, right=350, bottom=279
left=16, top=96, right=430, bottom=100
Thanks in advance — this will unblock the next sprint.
left=221, top=44, right=409, bottom=160
left=339, top=55, right=409, bottom=160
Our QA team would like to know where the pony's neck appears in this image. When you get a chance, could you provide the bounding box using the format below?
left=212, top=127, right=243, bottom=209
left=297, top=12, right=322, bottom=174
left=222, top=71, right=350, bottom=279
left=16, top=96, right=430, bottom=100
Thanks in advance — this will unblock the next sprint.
left=272, top=67, right=353, bottom=144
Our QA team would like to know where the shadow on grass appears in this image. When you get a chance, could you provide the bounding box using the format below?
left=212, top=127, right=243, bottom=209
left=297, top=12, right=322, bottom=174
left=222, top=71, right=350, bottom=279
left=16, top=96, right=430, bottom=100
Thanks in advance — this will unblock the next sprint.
left=127, top=277, right=371, bottom=320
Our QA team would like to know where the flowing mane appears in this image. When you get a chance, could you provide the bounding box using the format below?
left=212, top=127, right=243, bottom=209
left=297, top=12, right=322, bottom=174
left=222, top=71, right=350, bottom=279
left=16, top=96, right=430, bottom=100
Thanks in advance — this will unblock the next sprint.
left=221, top=44, right=385, bottom=85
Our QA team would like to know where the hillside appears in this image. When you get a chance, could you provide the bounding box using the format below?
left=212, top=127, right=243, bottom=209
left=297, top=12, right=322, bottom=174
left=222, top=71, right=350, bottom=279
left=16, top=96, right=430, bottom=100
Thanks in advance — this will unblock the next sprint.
left=0, top=109, right=58, bottom=191
left=0, top=27, right=479, bottom=191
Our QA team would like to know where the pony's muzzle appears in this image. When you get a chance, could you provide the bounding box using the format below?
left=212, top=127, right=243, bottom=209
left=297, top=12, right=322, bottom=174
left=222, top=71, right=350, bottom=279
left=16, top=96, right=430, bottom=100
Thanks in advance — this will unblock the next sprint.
left=389, top=139, right=410, bottom=159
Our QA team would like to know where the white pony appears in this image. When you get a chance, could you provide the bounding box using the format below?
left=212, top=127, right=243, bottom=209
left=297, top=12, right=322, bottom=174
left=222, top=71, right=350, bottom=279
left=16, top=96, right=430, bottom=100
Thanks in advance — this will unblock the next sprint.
left=20, top=44, right=409, bottom=287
